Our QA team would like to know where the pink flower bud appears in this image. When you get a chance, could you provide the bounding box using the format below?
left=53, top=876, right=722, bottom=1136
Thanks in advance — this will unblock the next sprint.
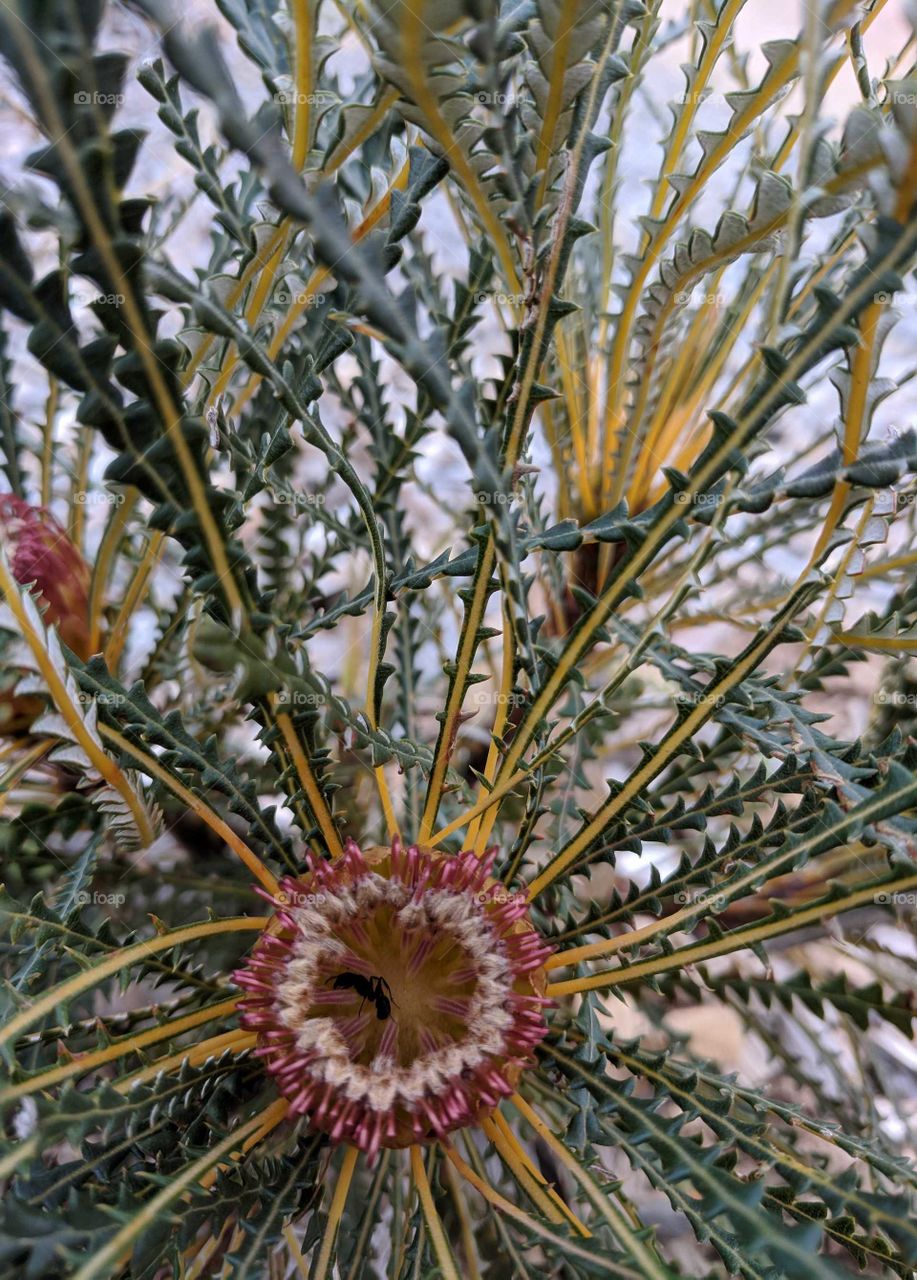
left=0, top=495, right=91, bottom=660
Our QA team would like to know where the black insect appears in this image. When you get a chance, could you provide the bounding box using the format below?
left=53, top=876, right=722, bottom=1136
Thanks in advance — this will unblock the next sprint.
left=329, top=972, right=395, bottom=1020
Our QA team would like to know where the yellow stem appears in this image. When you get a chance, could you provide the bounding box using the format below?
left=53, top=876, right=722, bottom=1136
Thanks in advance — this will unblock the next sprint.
left=510, top=1093, right=668, bottom=1278
left=99, top=724, right=280, bottom=895
left=533, top=0, right=579, bottom=206
left=411, top=1146, right=461, bottom=1280
left=71, top=1101, right=288, bottom=1280
left=0, top=738, right=55, bottom=812
left=0, top=1134, right=40, bottom=1182
left=273, top=704, right=344, bottom=858
left=859, top=551, right=917, bottom=579
left=547, top=870, right=917, bottom=997
left=231, top=151, right=410, bottom=414
left=283, top=1224, right=311, bottom=1279
left=792, top=497, right=875, bottom=676
left=88, top=492, right=137, bottom=653
left=198, top=1097, right=289, bottom=1190
left=470, top=604, right=515, bottom=854
left=181, top=227, right=287, bottom=387
left=483, top=1113, right=590, bottom=1236
left=443, top=1157, right=482, bottom=1280
left=313, top=1145, right=360, bottom=1280
left=291, top=0, right=314, bottom=171
left=41, top=375, right=58, bottom=508
left=103, top=531, right=165, bottom=670
left=601, top=0, right=860, bottom=516
left=366, top=587, right=400, bottom=839
left=527, top=585, right=810, bottom=899
left=418, top=541, right=496, bottom=842
left=0, top=916, right=267, bottom=1052
left=4, top=20, right=246, bottom=619
left=400, top=1, right=519, bottom=298
left=208, top=233, right=290, bottom=405
left=483, top=215, right=917, bottom=877
left=427, top=16, right=624, bottom=842
left=644, top=0, right=747, bottom=230
left=807, top=299, right=882, bottom=568
left=117, top=1029, right=256, bottom=1091
left=69, top=429, right=93, bottom=547
left=183, top=1222, right=232, bottom=1280
left=0, top=996, right=240, bottom=1103
left=0, top=553, right=155, bottom=847
left=442, top=1142, right=640, bottom=1278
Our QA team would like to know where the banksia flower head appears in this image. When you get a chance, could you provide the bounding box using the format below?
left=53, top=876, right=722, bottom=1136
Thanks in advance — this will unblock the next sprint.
left=0, top=495, right=91, bottom=660
left=235, top=838, right=552, bottom=1160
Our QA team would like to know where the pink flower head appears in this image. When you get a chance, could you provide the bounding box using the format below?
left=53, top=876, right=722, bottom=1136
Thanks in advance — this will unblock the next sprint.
left=234, top=838, right=552, bottom=1160
left=0, top=495, right=91, bottom=659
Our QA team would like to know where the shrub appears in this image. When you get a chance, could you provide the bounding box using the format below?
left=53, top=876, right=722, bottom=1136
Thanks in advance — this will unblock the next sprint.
left=0, top=0, right=916, bottom=1276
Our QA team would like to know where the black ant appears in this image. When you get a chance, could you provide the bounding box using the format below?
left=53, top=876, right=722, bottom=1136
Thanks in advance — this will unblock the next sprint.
left=329, top=972, right=395, bottom=1020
